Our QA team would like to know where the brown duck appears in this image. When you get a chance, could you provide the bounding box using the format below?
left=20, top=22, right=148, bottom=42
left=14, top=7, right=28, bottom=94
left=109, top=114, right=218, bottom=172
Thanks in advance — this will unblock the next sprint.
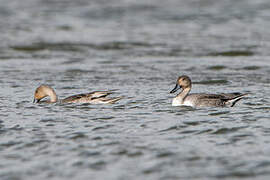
left=33, top=85, right=122, bottom=104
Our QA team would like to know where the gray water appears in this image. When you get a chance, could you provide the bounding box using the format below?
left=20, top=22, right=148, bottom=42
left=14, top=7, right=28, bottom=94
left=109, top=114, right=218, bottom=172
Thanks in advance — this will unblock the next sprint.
left=1, top=0, right=270, bottom=179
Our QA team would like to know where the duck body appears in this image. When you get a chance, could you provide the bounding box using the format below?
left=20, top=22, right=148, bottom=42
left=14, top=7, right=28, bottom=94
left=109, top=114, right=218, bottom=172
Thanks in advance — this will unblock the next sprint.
left=33, top=85, right=122, bottom=104
left=172, top=93, right=247, bottom=107
left=170, top=76, right=247, bottom=108
left=61, top=91, right=122, bottom=104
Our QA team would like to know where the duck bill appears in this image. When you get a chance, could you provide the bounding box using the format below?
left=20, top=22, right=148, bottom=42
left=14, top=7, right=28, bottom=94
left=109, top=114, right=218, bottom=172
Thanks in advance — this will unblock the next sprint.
left=33, top=98, right=40, bottom=103
left=170, top=84, right=181, bottom=93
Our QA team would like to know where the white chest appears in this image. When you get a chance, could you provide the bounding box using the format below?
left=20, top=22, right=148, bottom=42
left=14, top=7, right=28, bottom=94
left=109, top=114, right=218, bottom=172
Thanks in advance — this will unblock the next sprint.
left=172, top=98, right=194, bottom=107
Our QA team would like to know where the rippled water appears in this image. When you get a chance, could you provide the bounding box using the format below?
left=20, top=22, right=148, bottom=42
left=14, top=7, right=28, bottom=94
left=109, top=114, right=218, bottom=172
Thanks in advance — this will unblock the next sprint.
left=1, top=0, right=270, bottom=179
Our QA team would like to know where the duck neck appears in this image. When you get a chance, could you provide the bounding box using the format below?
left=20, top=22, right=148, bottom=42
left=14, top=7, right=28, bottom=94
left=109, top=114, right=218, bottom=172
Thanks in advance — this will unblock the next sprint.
left=176, top=87, right=191, bottom=103
left=47, top=89, right=58, bottom=103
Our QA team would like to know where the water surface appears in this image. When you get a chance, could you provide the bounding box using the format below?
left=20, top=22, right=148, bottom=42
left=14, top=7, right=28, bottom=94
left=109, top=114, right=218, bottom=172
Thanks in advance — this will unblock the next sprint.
left=0, top=0, right=270, bottom=179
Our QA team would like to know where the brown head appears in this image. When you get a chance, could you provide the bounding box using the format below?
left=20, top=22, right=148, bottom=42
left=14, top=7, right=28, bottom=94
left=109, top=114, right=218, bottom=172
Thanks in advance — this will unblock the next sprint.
left=170, top=75, right=192, bottom=93
left=33, top=85, right=58, bottom=103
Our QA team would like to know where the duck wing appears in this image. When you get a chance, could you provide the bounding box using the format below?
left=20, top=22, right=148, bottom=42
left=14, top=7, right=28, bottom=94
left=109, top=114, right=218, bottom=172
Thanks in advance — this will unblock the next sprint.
left=61, top=91, right=112, bottom=103
left=193, top=94, right=227, bottom=100
left=195, top=93, right=247, bottom=100
left=90, top=91, right=113, bottom=99
left=187, top=93, right=248, bottom=107
left=87, top=91, right=122, bottom=104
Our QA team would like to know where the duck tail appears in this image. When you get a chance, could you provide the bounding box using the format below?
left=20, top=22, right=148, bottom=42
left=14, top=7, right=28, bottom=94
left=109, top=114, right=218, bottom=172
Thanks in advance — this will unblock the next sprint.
left=226, top=93, right=248, bottom=107
left=106, top=97, right=123, bottom=104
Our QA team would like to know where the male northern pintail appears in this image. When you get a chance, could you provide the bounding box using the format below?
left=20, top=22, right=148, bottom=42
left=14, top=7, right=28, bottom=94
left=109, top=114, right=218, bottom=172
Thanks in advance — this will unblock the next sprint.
left=33, top=85, right=122, bottom=104
left=170, top=75, right=248, bottom=107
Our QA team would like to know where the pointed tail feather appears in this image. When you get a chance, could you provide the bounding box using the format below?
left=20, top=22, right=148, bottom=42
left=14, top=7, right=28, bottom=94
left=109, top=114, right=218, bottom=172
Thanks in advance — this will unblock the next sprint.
left=106, top=97, right=123, bottom=104
left=226, top=93, right=248, bottom=107
left=230, top=98, right=242, bottom=107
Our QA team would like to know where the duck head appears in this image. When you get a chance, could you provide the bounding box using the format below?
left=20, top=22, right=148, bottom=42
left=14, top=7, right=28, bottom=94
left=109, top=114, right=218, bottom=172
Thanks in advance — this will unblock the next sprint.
left=170, top=75, right=192, bottom=93
left=33, top=85, right=57, bottom=103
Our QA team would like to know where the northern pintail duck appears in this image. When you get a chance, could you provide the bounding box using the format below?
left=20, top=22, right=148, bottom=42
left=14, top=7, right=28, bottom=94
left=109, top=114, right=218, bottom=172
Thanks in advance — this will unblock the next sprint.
left=33, top=85, right=122, bottom=104
left=170, top=75, right=248, bottom=107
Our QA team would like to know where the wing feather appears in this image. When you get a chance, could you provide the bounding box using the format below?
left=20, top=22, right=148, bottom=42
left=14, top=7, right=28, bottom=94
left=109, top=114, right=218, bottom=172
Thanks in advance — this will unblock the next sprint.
left=61, top=91, right=113, bottom=103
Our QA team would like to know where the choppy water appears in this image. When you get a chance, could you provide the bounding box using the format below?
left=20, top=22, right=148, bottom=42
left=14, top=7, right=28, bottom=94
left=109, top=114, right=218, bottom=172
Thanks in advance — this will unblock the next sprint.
left=1, top=0, right=270, bottom=179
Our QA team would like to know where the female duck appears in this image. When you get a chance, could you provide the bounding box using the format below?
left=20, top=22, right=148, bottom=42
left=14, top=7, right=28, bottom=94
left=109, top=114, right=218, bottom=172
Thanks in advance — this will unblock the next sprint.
left=33, top=85, right=122, bottom=104
left=170, top=75, right=248, bottom=107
